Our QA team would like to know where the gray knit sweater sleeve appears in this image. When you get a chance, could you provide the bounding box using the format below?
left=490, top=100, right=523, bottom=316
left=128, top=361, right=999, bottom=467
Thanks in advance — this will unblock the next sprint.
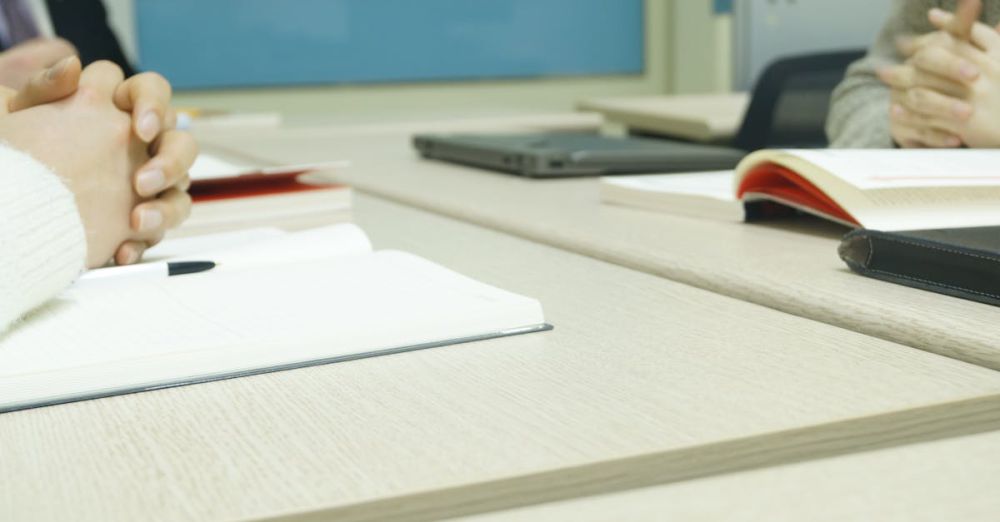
left=826, top=0, right=943, bottom=148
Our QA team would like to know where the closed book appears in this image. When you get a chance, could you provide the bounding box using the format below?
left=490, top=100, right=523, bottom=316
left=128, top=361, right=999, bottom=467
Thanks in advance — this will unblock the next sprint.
left=184, top=152, right=352, bottom=233
left=838, top=226, right=1000, bottom=306
left=577, top=93, right=750, bottom=143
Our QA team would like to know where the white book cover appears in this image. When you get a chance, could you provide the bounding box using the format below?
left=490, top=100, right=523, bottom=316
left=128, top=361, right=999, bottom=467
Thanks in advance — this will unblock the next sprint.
left=190, top=152, right=350, bottom=181
left=600, top=171, right=743, bottom=222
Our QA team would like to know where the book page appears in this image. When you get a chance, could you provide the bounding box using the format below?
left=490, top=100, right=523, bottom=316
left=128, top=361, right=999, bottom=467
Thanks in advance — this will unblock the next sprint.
left=0, top=251, right=544, bottom=411
left=787, top=149, right=1000, bottom=190
left=190, top=152, right=351, bottom=181
left=86, top=225, right=372, bottom=282
left=144, top=228, right=287, bottom=260
left=190, top=153, right=256, bottom=181
left=174, top=224, right=373, bottom=267
left=603, top=172, right=735, bottom=201
left=846, top=188, right=1000, bottom=231
left=736, top=149, right=1000, bottom=230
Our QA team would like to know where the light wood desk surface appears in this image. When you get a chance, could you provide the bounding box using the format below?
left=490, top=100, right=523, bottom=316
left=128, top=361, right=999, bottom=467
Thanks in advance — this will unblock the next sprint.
left=5, top=195, right=1000, bottom=521
left=197, top=115, right=1000, bottom=370
left=455, top=429, right=1000, bottom=522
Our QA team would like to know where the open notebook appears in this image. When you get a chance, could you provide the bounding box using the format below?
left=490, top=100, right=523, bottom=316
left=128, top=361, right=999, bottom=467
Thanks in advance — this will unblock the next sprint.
left=0, top=225, right=549, bottom=413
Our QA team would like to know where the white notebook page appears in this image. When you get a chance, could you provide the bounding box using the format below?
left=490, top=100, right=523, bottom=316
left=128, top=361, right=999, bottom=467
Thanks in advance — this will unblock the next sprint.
left=144, top=227, right=287, bottom=260
left=162, top=224, right=372, bottom=268
left=0, top=250, right=545, bottom=412
left=85, top=225, right=372, bottom=283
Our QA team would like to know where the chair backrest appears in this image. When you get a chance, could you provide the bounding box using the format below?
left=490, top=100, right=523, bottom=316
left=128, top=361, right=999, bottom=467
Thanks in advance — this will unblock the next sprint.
left=732, top=49, right=866, bottom=152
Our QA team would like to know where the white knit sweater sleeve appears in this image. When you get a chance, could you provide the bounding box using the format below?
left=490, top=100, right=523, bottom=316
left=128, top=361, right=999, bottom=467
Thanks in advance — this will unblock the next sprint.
left=0, top=143, right=87, bottom=333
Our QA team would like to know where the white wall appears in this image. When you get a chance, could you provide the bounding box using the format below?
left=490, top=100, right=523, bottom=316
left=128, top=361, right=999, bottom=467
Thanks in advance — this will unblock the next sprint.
left=668, top=0, right=732, bottom=94
left=731, top=0, right=891, bottom=89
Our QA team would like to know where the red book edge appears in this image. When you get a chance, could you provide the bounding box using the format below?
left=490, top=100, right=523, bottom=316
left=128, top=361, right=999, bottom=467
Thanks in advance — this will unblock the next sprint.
left=735, top=162, right=860, bottom=226
left=189, top=171, right=343, bottom=203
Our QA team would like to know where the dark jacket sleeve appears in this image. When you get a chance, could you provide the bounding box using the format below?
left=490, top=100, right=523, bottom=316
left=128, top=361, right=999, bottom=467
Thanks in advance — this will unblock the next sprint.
left=45, top=0, right=136, bottom=76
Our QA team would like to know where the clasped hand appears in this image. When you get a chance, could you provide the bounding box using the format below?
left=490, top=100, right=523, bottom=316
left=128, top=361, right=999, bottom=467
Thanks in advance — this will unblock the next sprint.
left=879, top=0, right=1000, bottom=148
left=0, top=57, right=196, bottom=267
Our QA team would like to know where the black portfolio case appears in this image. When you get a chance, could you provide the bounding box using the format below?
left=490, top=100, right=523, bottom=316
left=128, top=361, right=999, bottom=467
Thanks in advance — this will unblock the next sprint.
left=839, top=227, right=1000, bottom=306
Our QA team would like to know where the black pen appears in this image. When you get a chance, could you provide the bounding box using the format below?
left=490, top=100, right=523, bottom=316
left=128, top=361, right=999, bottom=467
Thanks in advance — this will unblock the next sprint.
left=78, top=261, right=217, bottom=284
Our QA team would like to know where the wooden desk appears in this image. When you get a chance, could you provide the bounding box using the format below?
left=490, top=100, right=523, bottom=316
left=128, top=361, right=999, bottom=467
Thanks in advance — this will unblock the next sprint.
left=454, top=429, right=1000, bottom=522
left=6, top=195, right=1000, bottom=521
left=197, top=116, right=1000, bottom=370
left=577, top=93, right=750, bottom=143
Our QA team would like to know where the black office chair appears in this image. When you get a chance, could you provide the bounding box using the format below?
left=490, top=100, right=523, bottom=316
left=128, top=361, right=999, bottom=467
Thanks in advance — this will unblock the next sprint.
left=731, top=49, right=867, bottom=151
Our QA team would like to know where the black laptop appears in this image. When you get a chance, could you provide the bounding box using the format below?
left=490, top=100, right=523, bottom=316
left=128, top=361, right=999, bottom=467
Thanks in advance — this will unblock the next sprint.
left=412, top=50, right=865, bottom=178
left=412, top=133, right=746, bottom=178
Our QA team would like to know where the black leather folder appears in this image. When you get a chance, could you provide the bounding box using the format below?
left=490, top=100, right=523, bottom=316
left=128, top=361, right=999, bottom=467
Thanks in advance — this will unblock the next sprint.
left=839, top=227, right=1000, bottom=306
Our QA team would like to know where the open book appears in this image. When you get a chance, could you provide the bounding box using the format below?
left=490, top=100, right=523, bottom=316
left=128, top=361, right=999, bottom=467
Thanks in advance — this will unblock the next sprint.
left=601, top=149, right=1000, bottom=231
left=0, top=225, right=548, bottom=413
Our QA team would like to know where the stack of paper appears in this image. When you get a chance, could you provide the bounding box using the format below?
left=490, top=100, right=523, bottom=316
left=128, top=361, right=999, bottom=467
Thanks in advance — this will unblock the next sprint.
left=183, top=152, right=352, bottom=234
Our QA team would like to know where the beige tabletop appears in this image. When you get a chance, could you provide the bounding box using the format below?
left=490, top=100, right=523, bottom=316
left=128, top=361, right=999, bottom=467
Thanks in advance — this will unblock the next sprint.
left=6, top=195, right=1000, bottom=521
left=196, top=115, right=1000, bottom=370
left=452, top=429, right=1000, bottom=522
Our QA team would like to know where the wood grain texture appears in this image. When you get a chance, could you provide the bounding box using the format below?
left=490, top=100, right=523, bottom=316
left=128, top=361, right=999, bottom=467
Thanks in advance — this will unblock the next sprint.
left=4, top=195, right=1000, bottom=521
left=196, top=115, right=1000, bottom=370
left=451, top=429, right=1000, bottom=522
left=268, top=396, right=1000, bottom=522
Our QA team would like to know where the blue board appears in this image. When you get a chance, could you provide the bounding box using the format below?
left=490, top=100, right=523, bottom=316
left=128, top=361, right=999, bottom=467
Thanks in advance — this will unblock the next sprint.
left=136, top=0, right=645, bottom=89
left=713, top=0, right=733, bottom=14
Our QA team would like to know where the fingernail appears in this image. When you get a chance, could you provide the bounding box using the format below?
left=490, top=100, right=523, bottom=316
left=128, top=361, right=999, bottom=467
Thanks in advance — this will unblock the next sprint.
left=947, top=136, right=962, bottom=147
left=138, top=111, right=160, bottom=142
left=46, top=56, right=72, bottom=81
left=136, top=168, right=165, bottom=195
left=892, top=104, right=906, bottom=118
left=929, top=8, right=946, bottom=21
left=138, top=208, right=163, bottom=231
left=952, top=101, right=973, bottom=119
left=960, top=62, right=980, bottom=80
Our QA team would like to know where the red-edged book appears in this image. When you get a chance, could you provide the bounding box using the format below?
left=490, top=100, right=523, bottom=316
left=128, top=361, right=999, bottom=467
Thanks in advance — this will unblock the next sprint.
left=733, top=149, right=1000, bottom=230
left=602, top=149, right=1000, bottom=231
left=184, top=153, right=352, bottom=232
